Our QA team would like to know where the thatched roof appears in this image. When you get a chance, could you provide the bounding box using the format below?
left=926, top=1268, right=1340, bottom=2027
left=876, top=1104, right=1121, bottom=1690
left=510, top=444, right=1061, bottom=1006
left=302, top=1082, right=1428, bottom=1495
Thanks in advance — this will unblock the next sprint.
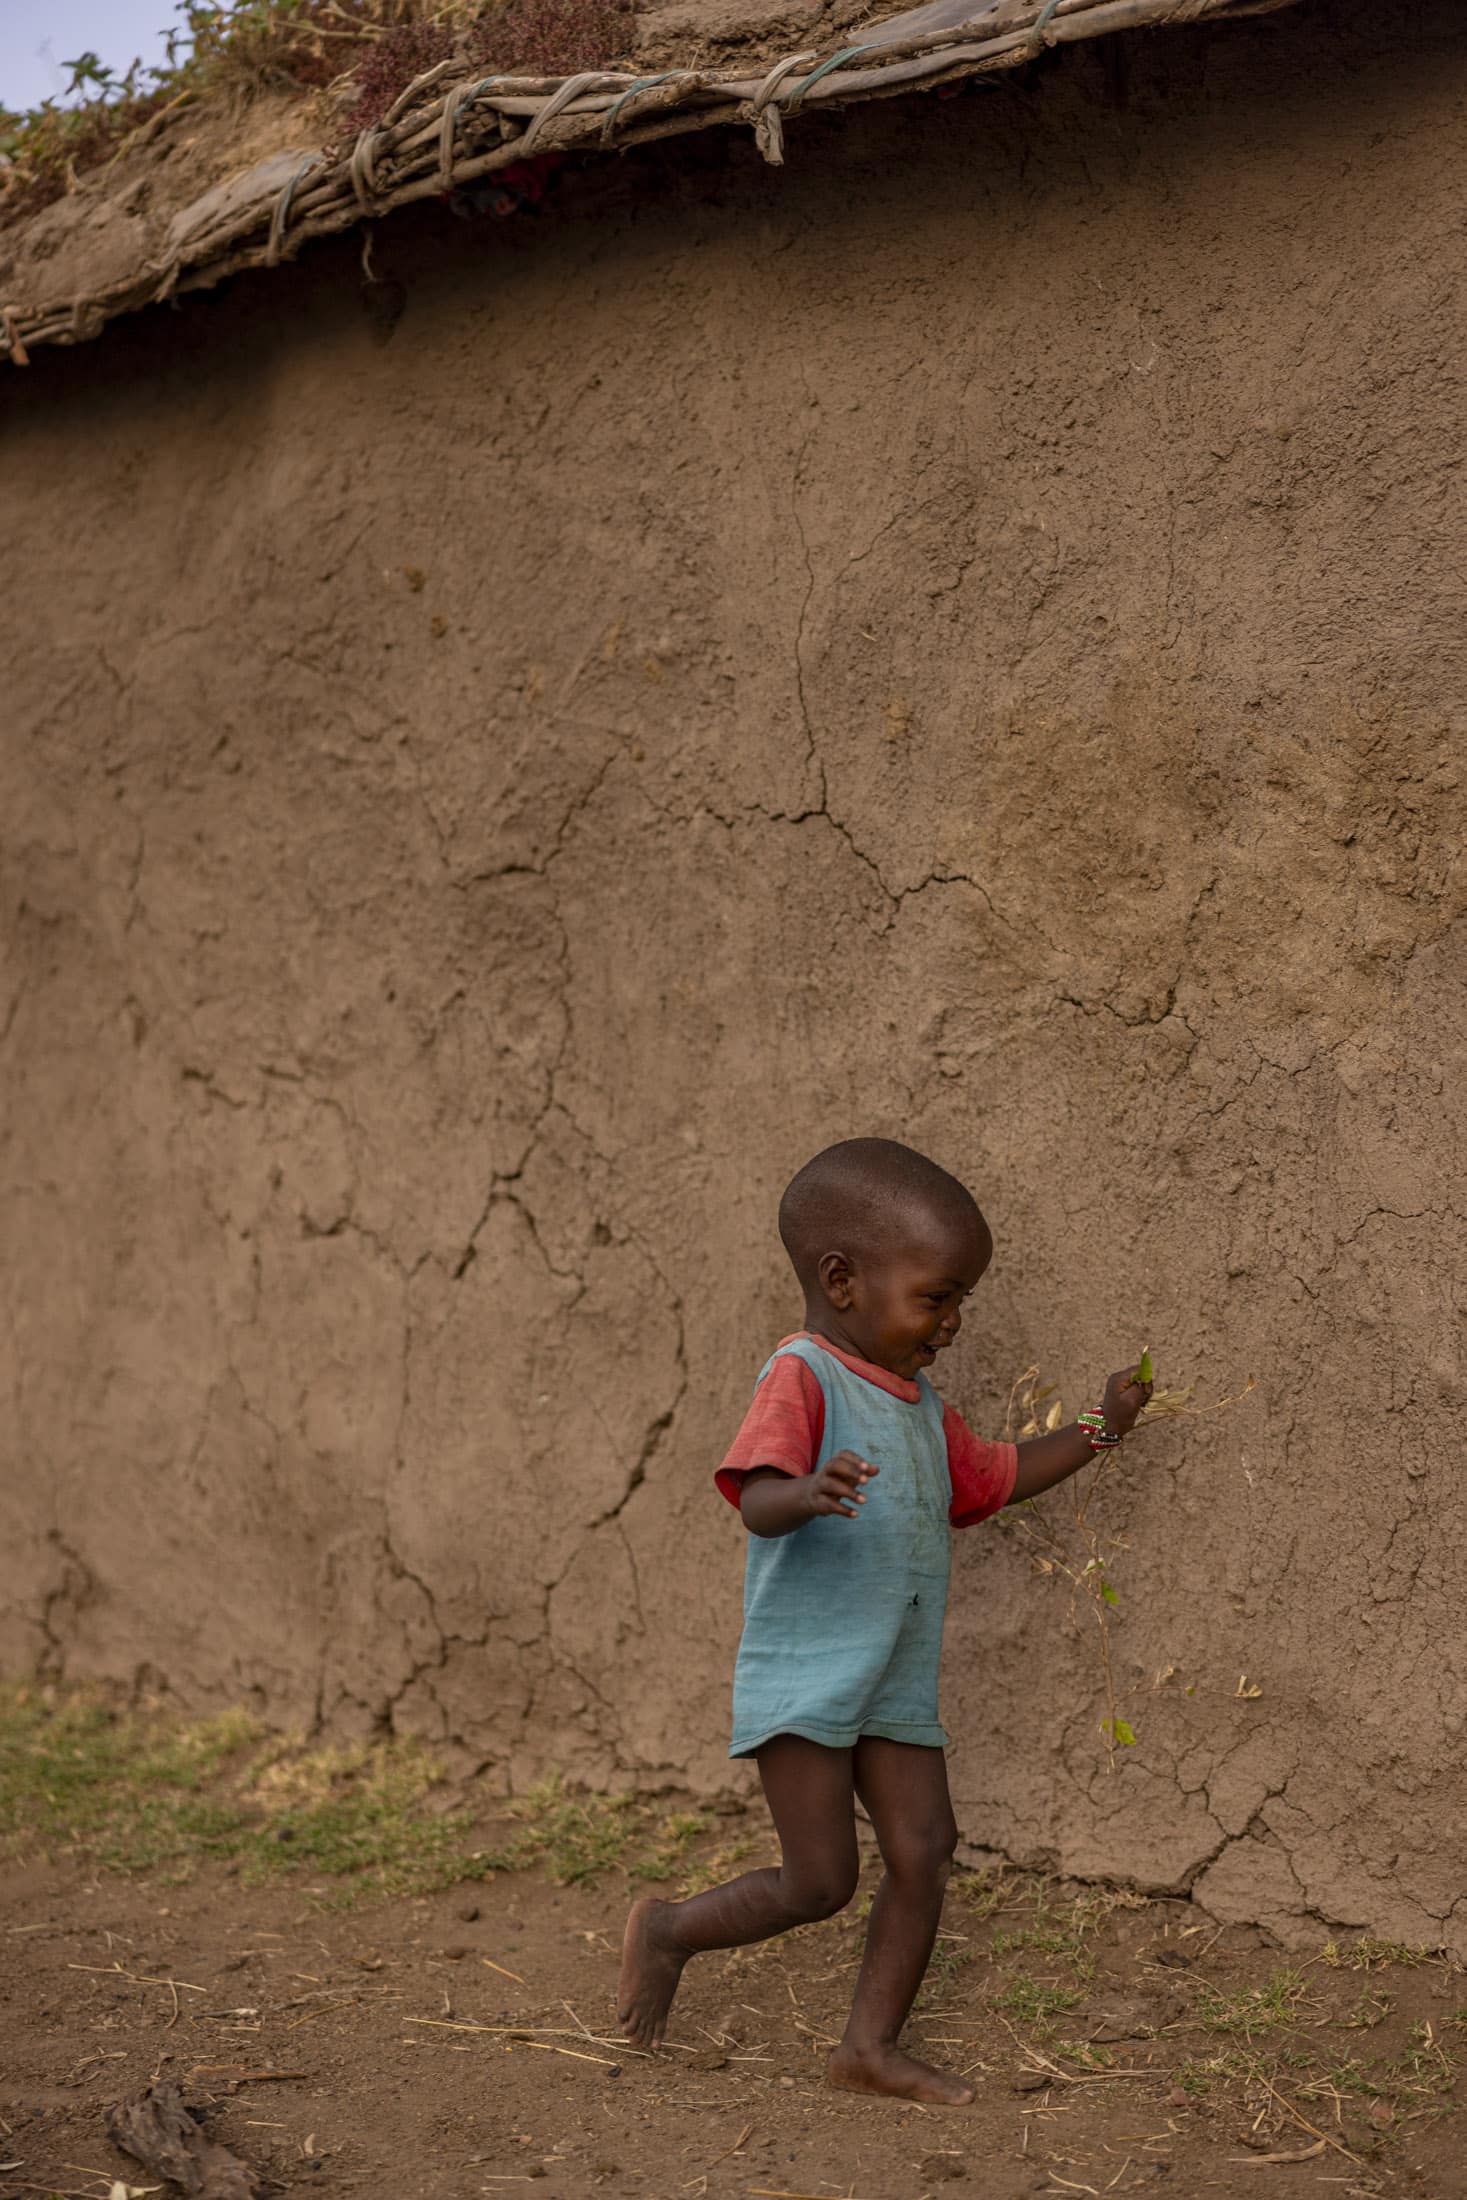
left=1, top=0, right=1301, bottom=367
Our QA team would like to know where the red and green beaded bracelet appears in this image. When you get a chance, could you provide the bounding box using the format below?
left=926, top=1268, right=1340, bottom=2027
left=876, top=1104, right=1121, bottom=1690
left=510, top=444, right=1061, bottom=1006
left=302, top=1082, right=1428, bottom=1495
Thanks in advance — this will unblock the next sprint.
left=1077, top=1409, right=1121, bottom=1452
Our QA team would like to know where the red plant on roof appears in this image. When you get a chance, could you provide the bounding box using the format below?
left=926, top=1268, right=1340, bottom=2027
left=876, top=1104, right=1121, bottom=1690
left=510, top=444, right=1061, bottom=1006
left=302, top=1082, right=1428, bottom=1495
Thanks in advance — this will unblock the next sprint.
left=341, top=0, right=636, bottom=135
left=339, top=23, right=460, bottom=132
left=474, top=0, right=636, bottom=78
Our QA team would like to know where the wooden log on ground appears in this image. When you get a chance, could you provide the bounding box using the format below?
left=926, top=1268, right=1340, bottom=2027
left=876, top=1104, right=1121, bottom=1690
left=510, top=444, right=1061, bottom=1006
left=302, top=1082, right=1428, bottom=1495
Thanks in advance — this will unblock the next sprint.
left=105, top=2078, right=264, bottom=2200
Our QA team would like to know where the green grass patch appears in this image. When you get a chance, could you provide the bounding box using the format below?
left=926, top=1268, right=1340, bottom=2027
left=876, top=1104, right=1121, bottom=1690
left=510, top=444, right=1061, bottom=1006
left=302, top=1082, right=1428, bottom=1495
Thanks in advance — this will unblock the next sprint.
left=1390, top=2021, right=1458, bottom=2099
left=1195, top=1968, right=1310, bottom=2040
left=994, top=1974, right=1086, bottom=2039
left=1339, top=1987, right=1393, bottom=2030
left=974, top=1874, right=1110, bottom=1994
left=677, top=1830, right=757, bottom=1897
left=1179, top=2031, right=1461, bottom=2153
left=1322, top=1934, right=1434, bottom=1972
left=0, top=1684, right=481, bottom=1904
left=1300, top=2050, right=1388, bottom=2107
left=1172, top=2055, right=1222, bottom=2096
left=957, top=1866, right=1133, bottom=1960
left=476, top=1775, right=711, bottom=1887
left=239, top=1738, right=479, bottom=1902
left=478, top=1779, right=642, bottom=1883
left=992, top=1918, right=1095, bottom=1981
left=635, top=1809, right=713, bottom=1884
left=0, top=1689, right=263, bottom=1870
left=0, top=1685, right=708, bottom=1909
left=952, top=1865, right=1017, bottom=1922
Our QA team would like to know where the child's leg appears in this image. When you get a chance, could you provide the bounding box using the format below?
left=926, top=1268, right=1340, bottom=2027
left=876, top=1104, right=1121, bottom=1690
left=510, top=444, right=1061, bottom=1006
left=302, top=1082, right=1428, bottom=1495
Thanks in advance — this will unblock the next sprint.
left=619, top=1734, right=859, bottom=2047
left=828, top=1737, right=971, bottom=2106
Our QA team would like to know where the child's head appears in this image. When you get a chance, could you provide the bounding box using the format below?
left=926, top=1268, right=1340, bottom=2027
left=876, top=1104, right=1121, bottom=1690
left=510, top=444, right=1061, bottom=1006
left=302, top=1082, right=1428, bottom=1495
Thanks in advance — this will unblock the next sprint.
left=778, top=1138, right=992, bottom=1380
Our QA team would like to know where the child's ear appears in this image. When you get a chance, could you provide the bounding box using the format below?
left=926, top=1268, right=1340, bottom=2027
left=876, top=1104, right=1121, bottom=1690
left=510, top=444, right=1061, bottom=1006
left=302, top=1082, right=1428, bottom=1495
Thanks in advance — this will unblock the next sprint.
left=817, top=1250, right=855, bottom=1309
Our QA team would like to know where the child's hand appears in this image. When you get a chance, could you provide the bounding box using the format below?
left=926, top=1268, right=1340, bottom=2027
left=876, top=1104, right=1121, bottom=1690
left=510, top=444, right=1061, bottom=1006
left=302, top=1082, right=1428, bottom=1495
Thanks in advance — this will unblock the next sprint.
left=804, top=1449, right=879, bottom=1520
left=1102, top=1362, right=1154, bottom=1437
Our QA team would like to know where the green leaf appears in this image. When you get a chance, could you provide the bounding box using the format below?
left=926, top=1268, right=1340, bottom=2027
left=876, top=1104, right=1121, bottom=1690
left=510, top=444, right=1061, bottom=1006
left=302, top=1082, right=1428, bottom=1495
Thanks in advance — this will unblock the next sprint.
left=1102, top=1716, right=1137, bottom=1746
left=63, top=51, right=115, bottom=95
left=1100, top=1583, right=1120, bottom=1607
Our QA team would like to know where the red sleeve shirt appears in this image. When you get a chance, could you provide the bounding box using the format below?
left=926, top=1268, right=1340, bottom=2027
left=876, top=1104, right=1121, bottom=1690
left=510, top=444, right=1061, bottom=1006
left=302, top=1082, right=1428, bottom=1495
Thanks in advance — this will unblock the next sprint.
left=714, top=1353, right=1017, bottom=1526
left=942, top=1402, right=1019, bottom=1527
left=713, top=1352, right=824, bottom=1506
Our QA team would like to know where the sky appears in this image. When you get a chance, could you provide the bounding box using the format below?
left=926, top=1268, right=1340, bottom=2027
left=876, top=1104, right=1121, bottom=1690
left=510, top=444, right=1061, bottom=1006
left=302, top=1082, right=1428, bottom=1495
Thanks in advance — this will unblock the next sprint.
left=1, top=1, right=179, bottom=112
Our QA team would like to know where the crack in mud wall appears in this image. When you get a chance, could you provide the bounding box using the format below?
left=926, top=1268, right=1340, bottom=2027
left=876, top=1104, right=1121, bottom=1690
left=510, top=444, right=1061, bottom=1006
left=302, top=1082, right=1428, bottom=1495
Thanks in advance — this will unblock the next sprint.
left=3, top=0, right=1466, bottom=1951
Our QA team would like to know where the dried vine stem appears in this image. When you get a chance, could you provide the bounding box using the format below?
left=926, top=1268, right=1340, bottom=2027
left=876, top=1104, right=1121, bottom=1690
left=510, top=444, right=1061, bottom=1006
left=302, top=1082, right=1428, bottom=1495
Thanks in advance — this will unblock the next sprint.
left=2, top=0, right=1303, bottom=364
left=1001, top=1360, right=1255, bottom=1770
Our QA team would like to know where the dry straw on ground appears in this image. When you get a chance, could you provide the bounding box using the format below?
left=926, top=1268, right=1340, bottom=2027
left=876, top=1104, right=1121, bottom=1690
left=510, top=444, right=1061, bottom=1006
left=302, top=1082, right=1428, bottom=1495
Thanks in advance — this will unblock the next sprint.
left=2, top=0, right=1303, bottom=366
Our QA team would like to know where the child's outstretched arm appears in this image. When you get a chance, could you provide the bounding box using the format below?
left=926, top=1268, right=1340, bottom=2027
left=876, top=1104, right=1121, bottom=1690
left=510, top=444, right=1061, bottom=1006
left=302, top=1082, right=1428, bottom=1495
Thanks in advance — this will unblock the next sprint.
left=1009, top=1364, right=1151, bottom=1503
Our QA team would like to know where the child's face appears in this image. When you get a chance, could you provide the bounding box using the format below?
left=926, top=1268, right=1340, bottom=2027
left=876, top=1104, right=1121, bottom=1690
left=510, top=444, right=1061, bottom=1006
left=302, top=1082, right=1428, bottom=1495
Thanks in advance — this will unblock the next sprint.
left=827, top=1206, right=993, bottom=1381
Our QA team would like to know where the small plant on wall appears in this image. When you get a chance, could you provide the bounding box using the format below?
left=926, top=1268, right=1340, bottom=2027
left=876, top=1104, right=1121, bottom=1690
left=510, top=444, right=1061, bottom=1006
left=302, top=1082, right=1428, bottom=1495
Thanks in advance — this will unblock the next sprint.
left=1000, top=1360, right=1254, bottom=1769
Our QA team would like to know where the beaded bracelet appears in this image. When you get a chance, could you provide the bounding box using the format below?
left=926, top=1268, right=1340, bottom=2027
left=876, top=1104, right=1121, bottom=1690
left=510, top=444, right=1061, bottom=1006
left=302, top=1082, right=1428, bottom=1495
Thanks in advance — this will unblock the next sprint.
left=1077, top=1409, right=1122, bottom=1452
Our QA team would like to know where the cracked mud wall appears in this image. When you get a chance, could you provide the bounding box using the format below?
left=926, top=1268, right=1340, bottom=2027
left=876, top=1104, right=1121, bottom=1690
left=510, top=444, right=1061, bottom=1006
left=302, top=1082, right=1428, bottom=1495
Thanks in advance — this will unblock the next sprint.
left=3, top=0, right=1465, bottom=1951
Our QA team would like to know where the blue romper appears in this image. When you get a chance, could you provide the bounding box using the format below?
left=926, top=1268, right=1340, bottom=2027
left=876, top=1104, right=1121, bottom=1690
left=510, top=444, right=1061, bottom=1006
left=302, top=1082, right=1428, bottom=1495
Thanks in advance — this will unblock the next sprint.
left=720, top=1335, right=1015, bottom=1759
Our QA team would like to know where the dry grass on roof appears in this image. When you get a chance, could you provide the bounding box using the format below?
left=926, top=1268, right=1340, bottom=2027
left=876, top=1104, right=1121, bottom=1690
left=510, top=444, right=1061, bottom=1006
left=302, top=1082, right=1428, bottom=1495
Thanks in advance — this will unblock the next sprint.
left=0, top=0, right=639, bottom=227
left=2, top=0, right=1308, bottom=365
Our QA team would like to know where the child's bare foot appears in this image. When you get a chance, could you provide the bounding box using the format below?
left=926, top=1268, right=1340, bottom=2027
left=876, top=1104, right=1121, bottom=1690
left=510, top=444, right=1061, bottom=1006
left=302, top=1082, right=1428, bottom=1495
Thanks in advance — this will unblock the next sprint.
left=828, top=2040, right=975, bottom=2106
left=618, top=1896, right=688, bottom=2048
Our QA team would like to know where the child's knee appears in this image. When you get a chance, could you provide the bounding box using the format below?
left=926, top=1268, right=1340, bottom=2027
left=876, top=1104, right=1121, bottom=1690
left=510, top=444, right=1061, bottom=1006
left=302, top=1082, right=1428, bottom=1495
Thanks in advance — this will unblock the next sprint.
left=886, top=1814, right=958, bottom=1885
left=784, top=1860, right=859, bottom=1923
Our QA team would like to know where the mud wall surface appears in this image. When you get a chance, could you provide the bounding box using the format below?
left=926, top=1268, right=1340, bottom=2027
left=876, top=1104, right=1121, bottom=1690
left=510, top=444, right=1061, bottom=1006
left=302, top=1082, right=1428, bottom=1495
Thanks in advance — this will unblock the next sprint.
left=4, top=0, right=1465, bottom=1950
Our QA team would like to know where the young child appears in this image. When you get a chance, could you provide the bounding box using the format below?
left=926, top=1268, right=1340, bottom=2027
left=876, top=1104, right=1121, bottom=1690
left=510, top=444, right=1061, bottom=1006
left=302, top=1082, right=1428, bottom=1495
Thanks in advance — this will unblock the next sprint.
left=618, top=1136, right=1152, bottom=2104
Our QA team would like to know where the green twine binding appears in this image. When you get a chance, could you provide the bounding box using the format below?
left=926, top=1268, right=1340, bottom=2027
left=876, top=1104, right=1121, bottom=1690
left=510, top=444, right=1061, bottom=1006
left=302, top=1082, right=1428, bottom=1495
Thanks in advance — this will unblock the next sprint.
left=602, top=74, right=680, bottom=142
left=780, top=45, right=873, bottom=115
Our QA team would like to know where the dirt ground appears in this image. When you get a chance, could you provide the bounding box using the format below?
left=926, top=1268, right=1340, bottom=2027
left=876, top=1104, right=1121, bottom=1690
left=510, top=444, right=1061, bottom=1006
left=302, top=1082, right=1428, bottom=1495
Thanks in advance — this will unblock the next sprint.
left=4, top=1822, right=1463, bottom=2200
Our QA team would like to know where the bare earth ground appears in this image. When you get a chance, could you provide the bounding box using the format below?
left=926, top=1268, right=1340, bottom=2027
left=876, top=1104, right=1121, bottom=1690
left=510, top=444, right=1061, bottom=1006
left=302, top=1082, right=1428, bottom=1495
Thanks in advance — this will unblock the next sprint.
left=3, top=1825, right=1464, bottom=2200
